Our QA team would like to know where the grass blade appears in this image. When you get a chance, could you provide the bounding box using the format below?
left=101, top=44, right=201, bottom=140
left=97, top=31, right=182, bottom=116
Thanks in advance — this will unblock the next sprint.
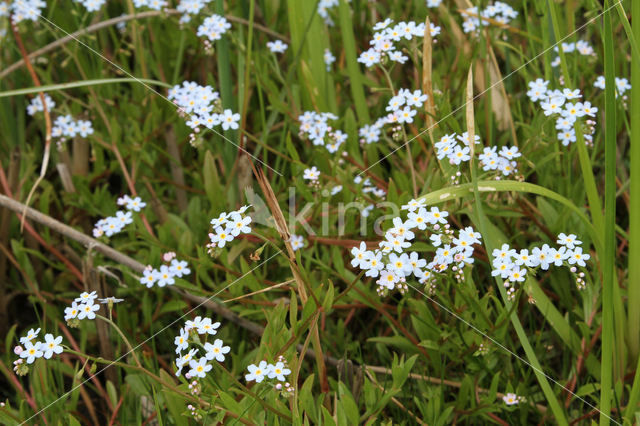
left=0, top=78, right=171, bottom=98
left=338, top=0, right=370, bottom=123
left=599, top=1, right=617, bottom=424
left=625, top=0, right=640, bottom=366
left=215, top=0, right=237, bottom=171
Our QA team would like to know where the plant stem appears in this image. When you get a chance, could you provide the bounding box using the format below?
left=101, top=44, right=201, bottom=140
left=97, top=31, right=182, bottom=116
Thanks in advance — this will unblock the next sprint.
left=600, top=1, right=617, bottom=424
left=626, top=0, right=640, bottom=366
left=96, top=314, right=142, bottom=368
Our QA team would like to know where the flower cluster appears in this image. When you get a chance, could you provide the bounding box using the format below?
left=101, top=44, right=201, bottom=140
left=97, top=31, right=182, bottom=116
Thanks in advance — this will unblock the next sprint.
left=72, top=0, right=107, bottom=12
left=267, top=40, right=288, bottom=54
left=174, top=316, right=230, bottom=378
left=64, top=291, right=101, bottom=324
left=140, top=257, right=191, bottom=288
left=354, top=175, right=386, bottom=200
left=478, top=145, right=520, bottom=177
left=245, top=356, right=292, bottom=386
left=6, top=0, right=45, bottom=23
left=527, top=79, right=598, bottom=147
left=207, top=205, right=252, bottom=252
left=351, top=198, right=482, bottom=296
left=460, top=2, right=518, bottom=34
left=176, top=0, right=213, bottom=23
left=26, top=94, right=55, bottom=116
left=196, top=14, right=231, bottom=42
left=357, top=88, right=429, bottom=145
left=594, top=76, right=632, bottom=99
left=317, top=0, right=339, bottom=26
left=298, top=111, right=347, bottom=154
left=133, top=0, right=167, bottom=11
left=490, top=233, right=590, bottom=299
left=13, top=328, right=63, bottom=375
left=434, top=132, right=476, bottom=165
left=168, top=81, right=240, bottom=139
left=92, top=194, right=147, bottom=237
left=551, top=40, right=595, bottom=68
left=52, top=115, right=95, bottom=140
left=358, top=19, right=440, bottom=68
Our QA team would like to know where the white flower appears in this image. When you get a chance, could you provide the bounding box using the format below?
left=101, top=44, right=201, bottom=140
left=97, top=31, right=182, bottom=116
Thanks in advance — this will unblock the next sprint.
left=567, top=247, right=590, bottom=267
left=266, top=40, right=288, bottom=53
left=387, top=253, right=412, bottom=277
left=98, top=296, right=124, bottom=305
left=169, top=259, right=191, bottom=278
left=351, top=241, right=369, bottom=268
left=174, top=328, right=189, bottom=354
left=140, top=268, right=160, bottom=288
left=204, top=339, right=231, bottom=362
left=75, top=291, right=98, bottom=304
left=20, top=328, right=41, bottom=345
left=532, top=244, right=552, bottom=270
left=115, top=210, right=133, bottom=226
left=157, top=265, right=175, bottom=287
left=188, top=357, right=212, bottom=378
left=508, top=267, right=526, bottom=282
left=291, top=234, right=305, bottom=251
left=64, top=303, right=80, bottom=321
left=229, top=215, right=252, bottom=236
left=197, top=317, right=221, bottom=335
left=377, top=270, right=399, bottom=290
left=267, top=361, right=291, bottom=381
left=540, top=96, right=565, bottom=116
left=125, top=196, right=146, bottom=212
left=401, top=198, right=426, bottom=212
left=324, top=48, right=336, bottom=70
left=407, top=207, right=428, bottom=230
left=363, top=251, right=384, bottom=277
left=384, top=232, right=411, bottom=253
left=42, top=334, right=63, bottom=359
left=78, top=302, right=100, bottom=320
left=503, top=393, right=519, bottom=405
left=549, top=246, right=570, bottom=266
left=185, top=316, right=204, bottom=332
left=175, top=348, right=198, bottom=376
left=220, top=109, right=240, bottom=130
left=210, top=227, right=234, bottom=248
left=426, top=207, right=448, bottom=224
left=556, top=233, right=581, bottom=249
left=397, top=106, right=417, bottom=124
left=246, top=360, right=269, bottom=383
left=20, top=341, right=43, bottom=364
left=450, top=146, right=471, bottom=165
left=303, top=166, right=321, bottom=181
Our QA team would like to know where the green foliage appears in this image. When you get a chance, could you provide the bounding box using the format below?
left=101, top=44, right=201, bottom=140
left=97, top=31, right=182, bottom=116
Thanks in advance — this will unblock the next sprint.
left=0, top=0, right=636, bottom=425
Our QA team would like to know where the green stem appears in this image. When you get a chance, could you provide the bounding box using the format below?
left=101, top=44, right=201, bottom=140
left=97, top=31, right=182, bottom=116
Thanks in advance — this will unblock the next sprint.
left=96, top=314, right=141, bottom=368
left=0, top=78, right=171, bottom=98
left=600, top=1, right=617, bottom=424
left=626, top=0, right=640, bottom=368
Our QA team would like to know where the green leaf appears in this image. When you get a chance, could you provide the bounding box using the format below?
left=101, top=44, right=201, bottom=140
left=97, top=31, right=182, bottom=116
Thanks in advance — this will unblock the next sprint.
left=337, top=382, right=360, bottom=425
left=337, top=0, right=370, bottom=123
left=0, top=78, right=171, bottom=98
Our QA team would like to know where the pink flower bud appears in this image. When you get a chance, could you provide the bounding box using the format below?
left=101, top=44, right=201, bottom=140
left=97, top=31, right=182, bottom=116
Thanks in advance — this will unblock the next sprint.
left=14, top=346, right=23, bottom=355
